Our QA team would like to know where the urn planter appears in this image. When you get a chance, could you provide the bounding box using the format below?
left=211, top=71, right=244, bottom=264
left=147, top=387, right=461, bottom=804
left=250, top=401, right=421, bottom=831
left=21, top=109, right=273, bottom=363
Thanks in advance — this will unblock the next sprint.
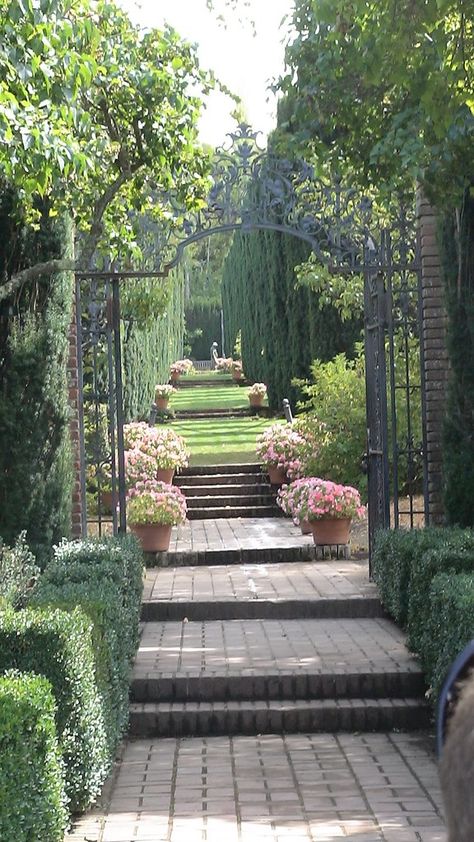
left=155, top=396, right=170, bottom=411
left=156, top=467, right=175, bottom=484
left=267, top=465, right=288, bottom=486
left=249, top=394, right=264, bottom=408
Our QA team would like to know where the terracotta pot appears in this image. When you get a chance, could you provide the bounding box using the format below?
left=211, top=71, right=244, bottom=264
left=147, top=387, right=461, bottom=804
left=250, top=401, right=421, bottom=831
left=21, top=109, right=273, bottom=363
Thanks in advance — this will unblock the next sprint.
left=232, top=370, right=243, bottom=382
left=129, top=522, right=172, bottom=552
left=309, top=517, right=351, bottom=546
left=170, top=372, right=180, bottom=385
left=267, top=465, right=288, bottom=486
left=156, top=467, right=175, bottom=484
left=155, top=396, right=170, bottom=411
left=100, top=491, right=113, bottom=514
left=300, top=519, right=312, bottom=535
left=249, top=394, right=264, bottom=408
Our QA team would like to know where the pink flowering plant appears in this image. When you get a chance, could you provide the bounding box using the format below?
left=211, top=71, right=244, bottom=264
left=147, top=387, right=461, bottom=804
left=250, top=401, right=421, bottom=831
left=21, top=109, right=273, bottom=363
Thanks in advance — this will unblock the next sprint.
left=155, top=384, right=176, bottom=400
left=123, top=424, right=189, bottom=482
left=170, top=359, right=194, bottom=376
left=248, top=382, right=267, bottom=398
left=216, top=357, right=233, bottom=372
left=256, top=423, right=306, bottom=480
left=280, top=477, right=366, bottom=522
left=127, top=480, right=187, bottom=525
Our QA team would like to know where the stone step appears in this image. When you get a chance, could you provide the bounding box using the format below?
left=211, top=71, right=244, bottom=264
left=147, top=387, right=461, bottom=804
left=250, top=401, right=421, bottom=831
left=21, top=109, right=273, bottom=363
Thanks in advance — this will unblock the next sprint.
left=186, top=494, right=276, bottom=509
left=175, top=379, right=234, bottom=388
left=187, top=505, right=280, bottom=519
left=177, top=483, right=272, bottom=497
left=143, top=544, right=319, bottom=567
left=131, top=666, right=423, bottom=703
left=175, top=409, right=254, bottom=419
left=128, top=698, right=430, bottom=737
left=140, top=596, right=385, bottom=621
left=180, top=463, right=262, bottom=476
left=175, top=473, right=265, bottom=487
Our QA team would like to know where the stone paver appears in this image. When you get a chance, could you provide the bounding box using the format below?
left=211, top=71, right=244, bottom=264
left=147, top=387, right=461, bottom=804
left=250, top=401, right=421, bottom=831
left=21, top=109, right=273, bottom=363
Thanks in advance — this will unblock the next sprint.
left=143, top=560, right=376, bottom=604
left=66, top=733, right=446, bottom=842
left=168, top=518, right=368, bottom=554
left=133, top=618, right=420, bottom=680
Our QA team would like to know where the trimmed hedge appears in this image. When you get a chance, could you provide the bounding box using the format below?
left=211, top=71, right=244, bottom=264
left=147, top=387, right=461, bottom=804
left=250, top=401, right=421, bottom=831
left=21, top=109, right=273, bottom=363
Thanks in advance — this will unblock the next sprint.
left=0, top=671, right=68, bottom=842
left=425, top=573, right=474, bottom=701
left=372, top=526, right=474, bottom=627
left=0, top=531, right=39, bottom=608
left=0, top=607, right=107, bottom=812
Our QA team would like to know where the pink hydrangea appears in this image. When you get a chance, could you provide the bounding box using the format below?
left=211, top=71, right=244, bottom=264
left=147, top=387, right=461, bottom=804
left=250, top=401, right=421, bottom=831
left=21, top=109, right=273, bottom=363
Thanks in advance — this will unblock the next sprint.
left=278, top=477, right=366, bottom=522
left=127, top=480, right=187, bottom=525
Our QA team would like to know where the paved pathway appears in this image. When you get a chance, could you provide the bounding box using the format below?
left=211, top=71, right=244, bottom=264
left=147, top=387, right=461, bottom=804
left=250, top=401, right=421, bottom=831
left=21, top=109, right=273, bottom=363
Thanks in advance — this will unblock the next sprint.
left=68, top=733, right=445, bottom=841
left=167, top=518, right=369, bottom=555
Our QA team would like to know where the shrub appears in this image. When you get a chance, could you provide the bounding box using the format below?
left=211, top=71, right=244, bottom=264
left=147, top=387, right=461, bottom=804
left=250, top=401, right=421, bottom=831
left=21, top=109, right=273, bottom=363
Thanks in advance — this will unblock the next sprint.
left=425, top=573, right=474, bottom=702
left=407, top=541, right=474, bottom=669
left=31, top=579, right=130, bottom=759
left=372, top=527, right=473, bottom=627
left=0, top=531, right=39, bottom=608
left=0, top=671, right=68, bottom=841
left=0, top=607, right=108, bottom=812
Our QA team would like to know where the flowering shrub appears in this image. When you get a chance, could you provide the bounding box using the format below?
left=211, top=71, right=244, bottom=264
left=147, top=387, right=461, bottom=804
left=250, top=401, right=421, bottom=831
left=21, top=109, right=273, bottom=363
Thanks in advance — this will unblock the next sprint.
left=123, top=424, right=189, bottom=482
left=231, top=360, right=243, bottom=375
left=216, top=357, right=233, bottom=372
left=170, top=359, right=194, bottom=376
left=256, top=423, right=306, bottom=480
left=278, top=477, right=366, bottom=522
left=127, top=481, right=187, bottom=525
left=155, top=384, right=176, bottom=400
left=248, top=382, right=267, bottom=398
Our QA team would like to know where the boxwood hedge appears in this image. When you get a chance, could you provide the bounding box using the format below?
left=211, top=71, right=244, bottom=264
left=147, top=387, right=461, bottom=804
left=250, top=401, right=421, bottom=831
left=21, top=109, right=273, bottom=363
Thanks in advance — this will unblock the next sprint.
left=425, top=573, right=474, bottom=701
left=0, top=671, right=68, bottom=842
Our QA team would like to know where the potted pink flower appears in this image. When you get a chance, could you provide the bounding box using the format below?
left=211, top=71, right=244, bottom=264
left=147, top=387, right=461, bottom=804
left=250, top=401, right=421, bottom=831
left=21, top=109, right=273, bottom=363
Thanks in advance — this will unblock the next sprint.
left=256, top=423, right=306, bottom=485
left=155, top=383, right=176, bottom=411
left=247, top=382, right=267, bottom=408
left=291, top=477, right=366, bottom=546
left=123, top=424, right=189, bottom=484
left=127, top=480, right=187, bottom=552
left=231, top=359, right=244, bottom=381
left=170, top=359, right=194, bottom=383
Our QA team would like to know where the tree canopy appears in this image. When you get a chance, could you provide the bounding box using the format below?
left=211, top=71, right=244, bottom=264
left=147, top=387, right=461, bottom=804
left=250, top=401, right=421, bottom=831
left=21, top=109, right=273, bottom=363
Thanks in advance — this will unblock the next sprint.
left=276, top=0, right=474, bottom=202
left=0, top=0, right=215, bottom=299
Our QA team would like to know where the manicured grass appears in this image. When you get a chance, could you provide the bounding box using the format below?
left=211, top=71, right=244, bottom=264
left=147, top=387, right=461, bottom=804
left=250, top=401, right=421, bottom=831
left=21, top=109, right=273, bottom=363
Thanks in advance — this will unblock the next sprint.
left=172, top=417, right=281, bottom=465
left=178, top=370, right=232, bottom=382
left=171, top=385, right=255, bottom=412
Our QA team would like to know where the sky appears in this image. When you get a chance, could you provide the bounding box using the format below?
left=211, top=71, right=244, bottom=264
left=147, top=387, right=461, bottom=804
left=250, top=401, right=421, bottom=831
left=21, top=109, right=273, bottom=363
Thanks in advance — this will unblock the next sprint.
left=117, top=0, right=293, bottom=148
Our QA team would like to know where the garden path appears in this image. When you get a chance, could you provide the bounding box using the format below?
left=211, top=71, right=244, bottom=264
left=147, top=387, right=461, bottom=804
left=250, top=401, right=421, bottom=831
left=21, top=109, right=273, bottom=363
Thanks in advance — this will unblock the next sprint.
left=66, top=377, right=446, bottom=841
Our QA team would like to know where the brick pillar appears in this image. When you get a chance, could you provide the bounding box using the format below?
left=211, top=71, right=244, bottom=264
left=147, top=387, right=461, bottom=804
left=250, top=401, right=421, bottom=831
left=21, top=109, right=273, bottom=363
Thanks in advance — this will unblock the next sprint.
left=416, top=190, right=450, bottom=525
left=68, top=294, right=86, bottom=538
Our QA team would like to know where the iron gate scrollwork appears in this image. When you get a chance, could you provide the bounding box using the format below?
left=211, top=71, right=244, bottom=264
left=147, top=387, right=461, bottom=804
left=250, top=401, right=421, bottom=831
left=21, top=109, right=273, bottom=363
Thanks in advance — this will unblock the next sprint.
left=75, top=123, right=429, bottom=567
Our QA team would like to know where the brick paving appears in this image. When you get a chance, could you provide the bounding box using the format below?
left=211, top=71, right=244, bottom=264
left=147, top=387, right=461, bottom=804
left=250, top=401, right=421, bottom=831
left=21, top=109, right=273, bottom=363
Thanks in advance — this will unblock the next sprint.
left=67, top=733, right=446, bottom=841
left=132, top=618, right=420, bottom=680
left=167, top=518, right=368, bottom=555
left=143, top=560, right=376, bottom=604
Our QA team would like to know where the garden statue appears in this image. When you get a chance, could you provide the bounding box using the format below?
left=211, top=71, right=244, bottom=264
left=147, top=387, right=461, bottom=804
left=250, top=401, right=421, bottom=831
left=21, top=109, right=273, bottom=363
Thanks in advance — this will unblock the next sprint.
left=210, top=341, right=219, bottom=369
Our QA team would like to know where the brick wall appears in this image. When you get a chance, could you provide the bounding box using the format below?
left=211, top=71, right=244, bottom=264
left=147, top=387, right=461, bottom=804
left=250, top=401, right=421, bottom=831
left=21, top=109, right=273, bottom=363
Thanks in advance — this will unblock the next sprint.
left=416, top=191, right=450, bottom=524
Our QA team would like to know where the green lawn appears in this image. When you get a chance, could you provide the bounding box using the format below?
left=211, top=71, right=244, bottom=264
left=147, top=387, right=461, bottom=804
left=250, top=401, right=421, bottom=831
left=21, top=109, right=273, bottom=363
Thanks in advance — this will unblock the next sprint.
left=172, top=416, right=280, bottom=465
left=178, top=370, right=232, bottom=382
left=171, top=384, right=256, bottom=412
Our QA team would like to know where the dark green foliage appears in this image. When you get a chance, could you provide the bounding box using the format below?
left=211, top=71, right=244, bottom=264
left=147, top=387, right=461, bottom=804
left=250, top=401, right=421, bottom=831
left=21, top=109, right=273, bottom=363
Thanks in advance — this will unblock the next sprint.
left=0, top=606, right=107, bottom=812
left=0, top=671, right=68, bottom=842
left=426, top=573, right=474, bottom=702
left=185, top=305, right=222, bottom=359
left=122, top=268, right=185, bottom=421
left=407, top=541, right=474, bottom=669
left=0, top=531, right=40, bottom=608
left=31, top=535, right=144, bottom=761
left=0, top=193, right=73, bottom=562
left=439, top=193, right=474, bottom=526
left=371, top=527, right=471, bottom=627
left=222, top=227, right=361, bottom=410
left=373, top=527, right=474, bottom=705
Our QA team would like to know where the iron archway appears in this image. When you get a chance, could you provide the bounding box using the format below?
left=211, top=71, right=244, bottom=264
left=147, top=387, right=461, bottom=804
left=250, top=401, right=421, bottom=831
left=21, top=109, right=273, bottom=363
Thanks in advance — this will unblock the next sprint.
left=75, top=124, right=429, bottom=565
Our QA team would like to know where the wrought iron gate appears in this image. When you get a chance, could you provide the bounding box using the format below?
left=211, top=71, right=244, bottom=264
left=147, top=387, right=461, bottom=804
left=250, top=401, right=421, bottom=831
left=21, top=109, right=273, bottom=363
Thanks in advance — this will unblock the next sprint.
left=74, top=124, right=429, bottom=566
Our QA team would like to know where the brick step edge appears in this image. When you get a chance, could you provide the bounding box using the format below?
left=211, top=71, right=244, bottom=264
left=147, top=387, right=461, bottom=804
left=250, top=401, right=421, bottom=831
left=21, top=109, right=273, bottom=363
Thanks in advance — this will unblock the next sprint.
left=180, top=464, right=262, bottom=476
left=186, top=496, right=276, bottom=508
left=128, top=698, right=430, bottom=737
left=175, top=474, right=265, bottom=487
left=178, top=484, right=273, bottom=496
left=187, top=506, right=280, bottom=520
left=143, top=545, right=325, bottom=567
left=140, top=597, right=385, bottom=621
left=131, top=670, right=425, bottom=703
